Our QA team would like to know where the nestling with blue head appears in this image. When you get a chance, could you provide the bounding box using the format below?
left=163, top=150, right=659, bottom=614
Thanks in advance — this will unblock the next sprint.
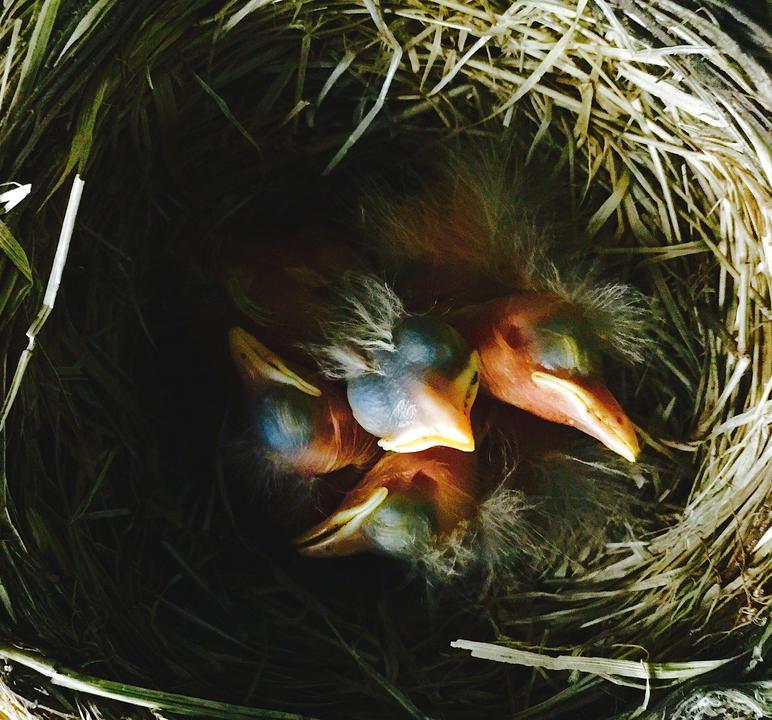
left=305, top=275, right=480, bottom=455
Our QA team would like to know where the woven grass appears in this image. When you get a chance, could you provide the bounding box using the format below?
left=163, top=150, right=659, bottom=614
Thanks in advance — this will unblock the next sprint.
left=0, top=0, right=769, bottom=718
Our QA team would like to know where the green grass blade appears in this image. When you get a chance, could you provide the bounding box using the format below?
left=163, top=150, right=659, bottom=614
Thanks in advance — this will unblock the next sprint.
left=0, top=218, right=32, bottom=283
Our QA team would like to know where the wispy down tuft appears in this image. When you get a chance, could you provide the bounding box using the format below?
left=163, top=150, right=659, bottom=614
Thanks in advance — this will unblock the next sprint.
left=360, top=143, right=656, bottom=365
left=406, top=439, right=651, bottom=587
left=303, top=273, right=407, bottom=378
left=540, top=266, right=655, bottom=366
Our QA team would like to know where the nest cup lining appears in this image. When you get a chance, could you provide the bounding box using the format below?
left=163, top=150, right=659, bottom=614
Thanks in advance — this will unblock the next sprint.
left=0, top=1, right=769, bottom=719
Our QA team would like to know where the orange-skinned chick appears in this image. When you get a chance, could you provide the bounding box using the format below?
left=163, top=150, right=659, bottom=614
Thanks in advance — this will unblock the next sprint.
left=294, top=446, right=477, bottom=559
left=459, top=293, right=640, bottom=462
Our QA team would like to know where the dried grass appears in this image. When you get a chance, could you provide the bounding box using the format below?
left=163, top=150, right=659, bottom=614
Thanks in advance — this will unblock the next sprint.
left=0, top=0, right=768, bottom=718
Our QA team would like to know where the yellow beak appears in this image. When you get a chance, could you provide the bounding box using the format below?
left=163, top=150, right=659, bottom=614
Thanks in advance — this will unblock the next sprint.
left=531, top=372, right=640, bottom=462
left=377, top=351, right=480, bottom=454
left=294, top=487, right=389, bottom=557
left=229, top=327, right=321, bottom=396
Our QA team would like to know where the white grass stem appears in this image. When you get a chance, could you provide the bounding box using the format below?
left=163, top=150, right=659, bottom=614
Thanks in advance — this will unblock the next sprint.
left=0, top=175, right=84, bottom=432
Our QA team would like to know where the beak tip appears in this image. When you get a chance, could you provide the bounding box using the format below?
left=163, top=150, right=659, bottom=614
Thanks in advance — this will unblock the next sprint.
left=531, top=371, right=641, bottom=463
left=621, top=437, right=641, bottom=463
left=293, top=487, right=389, bottom=557
left=378, top=434, right=475, bottom=453
left=621, top=447, right=638, bottom=463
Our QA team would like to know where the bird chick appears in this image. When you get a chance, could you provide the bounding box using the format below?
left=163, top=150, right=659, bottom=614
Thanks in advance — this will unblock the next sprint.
left=229, top=327, right=377, bottom=475
left=220, top=226, right=481, bottom=455
left=459, top=293, right=640, bottom=462
left=294, top=446, right=477, bottom=558
left=307, top=275, right=480, bottom=454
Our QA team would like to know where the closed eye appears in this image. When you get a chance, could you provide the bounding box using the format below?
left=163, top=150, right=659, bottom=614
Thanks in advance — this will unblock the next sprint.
left=505, top=325, right=526, bottom=349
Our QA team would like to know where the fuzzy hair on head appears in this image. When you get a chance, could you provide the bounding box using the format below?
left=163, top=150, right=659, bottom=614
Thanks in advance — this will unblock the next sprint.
left=359, top=141, right=655, bottom=366
left=388, top=431, right=539, bottom=586
left=539, top=263, right=654, bottom=366
left=414, top=486, right=540, bottom=588
left=302, top=272, right=407, bottom=379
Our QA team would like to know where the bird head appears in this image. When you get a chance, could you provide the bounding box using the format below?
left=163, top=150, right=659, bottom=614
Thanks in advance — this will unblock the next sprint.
left=306, top=275, right=480, bottom=454
left=294, top=447, right=477, bottom=558
left=346, top=316, right=480, bottom=453
left=469, top=294, right=640, bottom=462
left=229, top=327, right=375, bottom=474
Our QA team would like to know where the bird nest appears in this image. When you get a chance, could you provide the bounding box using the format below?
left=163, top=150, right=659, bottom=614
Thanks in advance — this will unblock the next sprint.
left=0, top=1, right=769, bottom=719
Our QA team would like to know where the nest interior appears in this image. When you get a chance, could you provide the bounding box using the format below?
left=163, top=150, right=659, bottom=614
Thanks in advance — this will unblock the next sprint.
left=0, top=1, right=769, bottom=719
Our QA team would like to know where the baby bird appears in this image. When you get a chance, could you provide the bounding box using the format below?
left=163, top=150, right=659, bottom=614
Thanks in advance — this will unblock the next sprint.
left=458, top=293, right=640, bottom=462
left=229, top=327, right=377, bottom=475
left=305, top=274, right=480, bottom=454
left=294, top=446, right=477, bottom=558
left=222, top=145, right=650, bottom=571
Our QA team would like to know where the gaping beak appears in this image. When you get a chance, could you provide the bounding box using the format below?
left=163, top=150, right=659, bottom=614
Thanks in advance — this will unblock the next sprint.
left=229, top=327, right=321, bottom=396
left=531, top=372, right=640, bottom=462
left=378, top=351, right=480, bottom=454
left=294, top=487, right=389, bottom=557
